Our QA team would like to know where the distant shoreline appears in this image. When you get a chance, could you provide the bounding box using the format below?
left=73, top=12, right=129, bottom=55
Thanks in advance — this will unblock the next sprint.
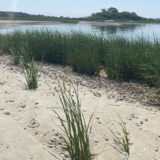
left=0, top=20, right=61, bottom=29
left=79, top=20, right=145, bottom=26
left=0, top=19, right=159, bottom=28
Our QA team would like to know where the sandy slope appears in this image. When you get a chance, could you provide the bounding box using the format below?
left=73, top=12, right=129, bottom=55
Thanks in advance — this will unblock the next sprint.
left=0, top=55, right=160, bottom=160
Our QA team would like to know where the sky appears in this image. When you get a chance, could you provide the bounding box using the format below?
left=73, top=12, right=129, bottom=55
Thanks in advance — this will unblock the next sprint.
left=0, top=0, right=159, bottom=18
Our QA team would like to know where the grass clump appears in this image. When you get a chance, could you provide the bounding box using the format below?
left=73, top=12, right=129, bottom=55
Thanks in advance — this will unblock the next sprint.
left=24, top=59, right=39, bottom=89
left=111, top=120, right=130, bottom=157
left=67, top=32, right=101, bottom=75
left=54, top=81, right=92, bottom=160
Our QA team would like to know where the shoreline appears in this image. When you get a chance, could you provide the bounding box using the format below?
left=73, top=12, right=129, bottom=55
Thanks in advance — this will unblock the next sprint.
left=0, top=19, right=158, bottom=26
left=0, top=20, right=61, bottom=29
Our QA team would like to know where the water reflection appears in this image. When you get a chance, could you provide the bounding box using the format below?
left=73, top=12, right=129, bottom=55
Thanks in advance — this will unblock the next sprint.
left=91, top=23, right=145, bottom=35
left=0, top=22, right=159, bottom=41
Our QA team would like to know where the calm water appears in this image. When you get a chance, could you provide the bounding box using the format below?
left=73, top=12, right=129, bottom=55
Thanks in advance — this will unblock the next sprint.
left=0, top=22, right=160, bottom=41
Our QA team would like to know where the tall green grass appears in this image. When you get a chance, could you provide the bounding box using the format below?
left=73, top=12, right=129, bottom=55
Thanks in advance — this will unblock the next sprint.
left=1, top=30, right=160, bottom=89
left=24, top=59, right=39, bottom=89
left=55, top=81, right=92, bottom=160
left=111, top=120, right=130, bottom=157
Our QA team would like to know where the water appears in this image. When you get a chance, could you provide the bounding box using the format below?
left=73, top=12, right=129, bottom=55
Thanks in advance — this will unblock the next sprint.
left=0, top=21, right=160, bottom=41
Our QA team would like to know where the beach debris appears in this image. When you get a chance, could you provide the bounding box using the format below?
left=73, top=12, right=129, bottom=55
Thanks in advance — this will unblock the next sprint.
left=19, top=103, right=26, bottom=108
left=28, top=119, right=40, bottom=128
left=4, top=112, right=10, bottom=115
left=93, top=92, right=102, bottom=98
left=154, top=147, right=159, bottom=152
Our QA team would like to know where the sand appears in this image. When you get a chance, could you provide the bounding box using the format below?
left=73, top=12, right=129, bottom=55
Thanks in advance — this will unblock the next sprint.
left=0, top=55, right=160, bottom=160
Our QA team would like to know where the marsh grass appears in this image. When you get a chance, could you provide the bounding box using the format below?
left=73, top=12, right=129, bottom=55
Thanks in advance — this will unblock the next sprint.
left=1, top=30, right=160, bottom=89
left=24, top=59, right=39, bottom=89
left=10, top=49, right=21, bottom=65
left=54, top=81, right=93, bottom=160
left=111, top=120, right=130, bottom=157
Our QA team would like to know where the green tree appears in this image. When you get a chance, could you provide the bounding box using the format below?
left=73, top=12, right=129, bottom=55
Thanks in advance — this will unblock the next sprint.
left=108, top=7, right=119, bottom=13
left=101, top=9, right=106, bottom=13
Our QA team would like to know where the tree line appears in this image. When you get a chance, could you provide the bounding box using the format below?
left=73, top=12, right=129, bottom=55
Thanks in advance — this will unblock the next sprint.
left=87, top=7, right=146, bottom=21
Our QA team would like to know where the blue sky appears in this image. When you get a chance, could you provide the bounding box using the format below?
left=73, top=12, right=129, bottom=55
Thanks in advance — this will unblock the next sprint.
left=0, top=0, right=159, bottom=18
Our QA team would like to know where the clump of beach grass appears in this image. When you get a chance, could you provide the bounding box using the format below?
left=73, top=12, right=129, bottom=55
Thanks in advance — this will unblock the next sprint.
left=111, top=119, right=130, bottom=158
left=54, top=80, right=93, bottom=160
left=23, top=59, right=39, bottom=89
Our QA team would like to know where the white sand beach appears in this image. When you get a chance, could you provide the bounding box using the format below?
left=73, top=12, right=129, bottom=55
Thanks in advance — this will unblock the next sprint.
left=0, top=55, right=160, bottom=160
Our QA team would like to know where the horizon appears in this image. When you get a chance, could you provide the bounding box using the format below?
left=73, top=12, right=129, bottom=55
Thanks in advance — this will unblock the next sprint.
left=0, top=0, right=159, bottom=18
